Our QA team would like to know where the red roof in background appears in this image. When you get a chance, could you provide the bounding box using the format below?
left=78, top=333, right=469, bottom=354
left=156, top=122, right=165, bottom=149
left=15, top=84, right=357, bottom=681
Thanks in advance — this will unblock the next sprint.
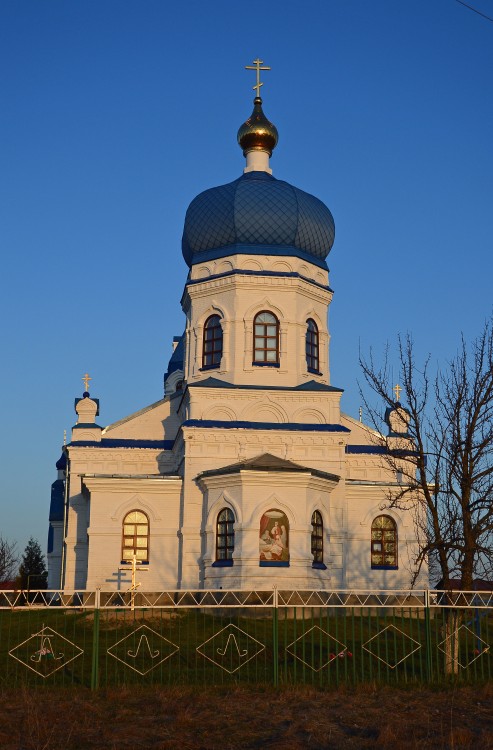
left=0, top=581, right=17, bottom=590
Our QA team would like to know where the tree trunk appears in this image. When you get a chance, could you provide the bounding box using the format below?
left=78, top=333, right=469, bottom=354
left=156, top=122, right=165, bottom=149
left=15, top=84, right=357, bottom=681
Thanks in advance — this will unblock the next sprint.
left=443, top=609, right=461, bottom=675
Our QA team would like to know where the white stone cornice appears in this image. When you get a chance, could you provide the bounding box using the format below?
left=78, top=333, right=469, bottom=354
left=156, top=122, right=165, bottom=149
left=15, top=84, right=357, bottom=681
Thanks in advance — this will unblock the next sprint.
left=81, top=475, right=183, bottom=494
left=186, top=274, right=332, bottom=302
left=197, top=469, right=338, bottom=492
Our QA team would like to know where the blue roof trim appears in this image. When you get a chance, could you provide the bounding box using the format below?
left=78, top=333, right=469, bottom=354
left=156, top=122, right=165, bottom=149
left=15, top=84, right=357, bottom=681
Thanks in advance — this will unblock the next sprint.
left=346, top=445, right=389, bottom=454
left=72, top=423, right=104, bottom=430
left=187, top=243, right=329, bottom=270
left=346, top=444, right=421, bottom=460
left=186, top=268, right=332, bottom=293
left=182, top=419, right=350, bottom=433
left=188, top=377, right=343, bottom=393
left=69, top=439, right=174, bottom=449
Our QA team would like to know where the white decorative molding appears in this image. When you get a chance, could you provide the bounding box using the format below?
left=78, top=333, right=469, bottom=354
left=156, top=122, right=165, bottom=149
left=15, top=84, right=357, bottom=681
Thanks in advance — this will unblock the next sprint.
left=111, top=494, right=163, bottom=522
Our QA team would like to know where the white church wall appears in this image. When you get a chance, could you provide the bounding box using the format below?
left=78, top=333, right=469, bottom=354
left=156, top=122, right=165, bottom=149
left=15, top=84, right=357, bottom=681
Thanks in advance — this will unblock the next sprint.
left=83, top=475, right=183, bottom=590
left=185, top=386, right=343, bottom=427
left=344, top=484, right=417, bottom=589
left=102, top=397, right=181, bottom=440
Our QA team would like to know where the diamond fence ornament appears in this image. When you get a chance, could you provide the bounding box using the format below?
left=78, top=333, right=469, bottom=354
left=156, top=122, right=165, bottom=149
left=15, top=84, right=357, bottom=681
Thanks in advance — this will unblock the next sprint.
left=196, top=623, right=265, bottom=674
left=107, top=624, right=179, bottom=675
left=437, top=624, right=490, bottom=669
left=362, top=624, right=421, bottom=669
left=9, top=625, right=83, bottom=678
left=286, top=625, right=349, bottom=672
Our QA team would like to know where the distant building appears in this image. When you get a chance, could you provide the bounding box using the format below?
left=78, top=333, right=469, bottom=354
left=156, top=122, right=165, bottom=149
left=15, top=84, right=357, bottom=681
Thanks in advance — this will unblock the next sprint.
left=48, top=67, right=426, bottom=592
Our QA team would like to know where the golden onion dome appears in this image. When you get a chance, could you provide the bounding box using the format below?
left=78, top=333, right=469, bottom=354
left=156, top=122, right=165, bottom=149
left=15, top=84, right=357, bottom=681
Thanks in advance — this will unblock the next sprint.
left=237, top=97, right=279, bottom=156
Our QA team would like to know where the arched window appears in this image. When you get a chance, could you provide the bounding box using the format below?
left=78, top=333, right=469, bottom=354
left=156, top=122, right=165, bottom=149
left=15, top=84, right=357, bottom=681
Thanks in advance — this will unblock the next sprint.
left=216, top=508, right=235, bottom=561
left=122, top=510, right=149, bottom=562
left=371, top=515, right=398, bottom=568
left=311, top=510, right=324, bottom=564
left=253, top=311, right=279, bottom=364
left=202, top=315, right=223, bottom=369
left=306, top=319, right=320, bottom=373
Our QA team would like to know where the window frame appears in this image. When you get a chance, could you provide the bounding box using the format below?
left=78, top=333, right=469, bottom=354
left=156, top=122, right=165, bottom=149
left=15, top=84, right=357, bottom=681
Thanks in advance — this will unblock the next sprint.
left=202, top=314, right=223, bottom=370
left=215, top=507, right=235, bottom=563
left=371, top=515, right=398, bottom=569
left=306, top=318, right=320, bottom=374
left=252, top=311, right=280, bottom=366
left=121, top=510, right=150, bottom=564
left=311, top=510, right=324, bottom=565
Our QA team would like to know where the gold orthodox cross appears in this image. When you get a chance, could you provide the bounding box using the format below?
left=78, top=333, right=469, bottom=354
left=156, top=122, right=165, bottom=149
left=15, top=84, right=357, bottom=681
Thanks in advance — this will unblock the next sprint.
left=245, top=58, right=271, bottom=97
left=393, top=383, right=402, bottom=402
left=118, top=553, right=148, bottom=610
left=82, top=373, right=92, bottom=392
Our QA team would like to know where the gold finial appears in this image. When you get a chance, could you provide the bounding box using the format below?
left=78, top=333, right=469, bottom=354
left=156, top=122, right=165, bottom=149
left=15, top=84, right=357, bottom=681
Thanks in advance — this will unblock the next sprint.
left=245, top=58, right=271, bottom=97
left=63, top=429, right=67, bottom=446
left=238, top=60, right=278, bottom=159
left=393, top=383, right=402, bottom=402
left=82, top=373, right=92, bottom=392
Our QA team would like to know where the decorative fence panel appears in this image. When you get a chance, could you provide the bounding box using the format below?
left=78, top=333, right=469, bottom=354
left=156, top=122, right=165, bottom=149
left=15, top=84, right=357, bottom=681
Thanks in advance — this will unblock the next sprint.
left=0, top=589, right=492, bottom=688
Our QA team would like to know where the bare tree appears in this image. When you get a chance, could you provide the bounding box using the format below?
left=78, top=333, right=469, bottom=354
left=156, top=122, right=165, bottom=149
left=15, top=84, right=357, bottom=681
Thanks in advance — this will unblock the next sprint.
left=0, top=536, right=18, bottom=584
left=360, top=320, right=493, bottom=672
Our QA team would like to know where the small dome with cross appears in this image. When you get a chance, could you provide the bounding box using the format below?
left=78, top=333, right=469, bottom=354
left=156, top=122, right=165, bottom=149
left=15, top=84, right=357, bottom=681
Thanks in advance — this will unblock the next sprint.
left=181, top=59, right=335, bottom=269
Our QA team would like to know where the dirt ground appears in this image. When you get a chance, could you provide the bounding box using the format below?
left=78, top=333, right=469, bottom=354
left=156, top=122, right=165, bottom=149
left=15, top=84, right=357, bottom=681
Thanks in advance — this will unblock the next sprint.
left=1, top=684, right=493, bottom=750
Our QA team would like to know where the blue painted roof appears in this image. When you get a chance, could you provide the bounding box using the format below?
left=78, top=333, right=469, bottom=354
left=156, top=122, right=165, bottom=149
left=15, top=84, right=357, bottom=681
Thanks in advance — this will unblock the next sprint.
left=182, top=171, right=335, bottom=267
left=47, top=524, right=54, bottom=554
left=188, top=377, right=343, bottom=393
left=346, top=444, right=420, bottom=460
left=69, top=439, right=174, bottom=449
left=49, top=479, right=65, bottom=522
left=164, top=334, right=185, bottom=382
left=55, top=452, right=67, bottom=471
left=346, top=445, right=389, bottom=454
left=182, top=419, right=349, bottom=433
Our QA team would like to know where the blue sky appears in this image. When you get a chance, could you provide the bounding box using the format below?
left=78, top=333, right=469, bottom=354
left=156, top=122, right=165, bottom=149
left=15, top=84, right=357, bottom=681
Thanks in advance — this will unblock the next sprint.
left=1, top=0, right=492, bottom=558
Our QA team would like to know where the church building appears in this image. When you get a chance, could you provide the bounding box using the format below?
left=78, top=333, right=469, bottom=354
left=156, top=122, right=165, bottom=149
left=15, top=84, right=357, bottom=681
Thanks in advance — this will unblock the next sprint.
left=48, top=63, right=426, bottom=593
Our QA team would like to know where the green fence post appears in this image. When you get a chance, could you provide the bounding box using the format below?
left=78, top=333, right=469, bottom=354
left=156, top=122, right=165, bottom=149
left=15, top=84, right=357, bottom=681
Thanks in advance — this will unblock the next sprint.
left=91, top=588, right=101, bottom=690
left=424, top=589, right=433, bottom=682
left=272, top=586, right=279, bottom=687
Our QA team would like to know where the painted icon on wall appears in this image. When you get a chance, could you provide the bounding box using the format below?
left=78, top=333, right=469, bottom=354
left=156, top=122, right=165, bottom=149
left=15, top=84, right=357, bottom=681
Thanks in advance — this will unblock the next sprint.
left=259, top=510, right=289, bottom=562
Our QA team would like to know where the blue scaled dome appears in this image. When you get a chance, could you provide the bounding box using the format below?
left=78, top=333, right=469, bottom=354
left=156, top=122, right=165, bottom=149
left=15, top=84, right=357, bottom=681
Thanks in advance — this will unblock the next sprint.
left=181, top=171, right=335, bottom=268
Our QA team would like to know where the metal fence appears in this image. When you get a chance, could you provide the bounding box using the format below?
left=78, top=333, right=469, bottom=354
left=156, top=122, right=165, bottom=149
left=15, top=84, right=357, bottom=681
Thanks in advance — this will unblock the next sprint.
left=0, top=588, right=492, bottom=688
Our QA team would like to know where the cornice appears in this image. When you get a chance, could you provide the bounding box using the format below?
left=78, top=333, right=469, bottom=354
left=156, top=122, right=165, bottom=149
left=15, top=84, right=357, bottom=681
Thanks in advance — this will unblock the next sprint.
left=197, top=469, right=338, bottom=492
left=81, top=474, right=182, bottom=494
left=184, top=272, right=332, bottom=302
